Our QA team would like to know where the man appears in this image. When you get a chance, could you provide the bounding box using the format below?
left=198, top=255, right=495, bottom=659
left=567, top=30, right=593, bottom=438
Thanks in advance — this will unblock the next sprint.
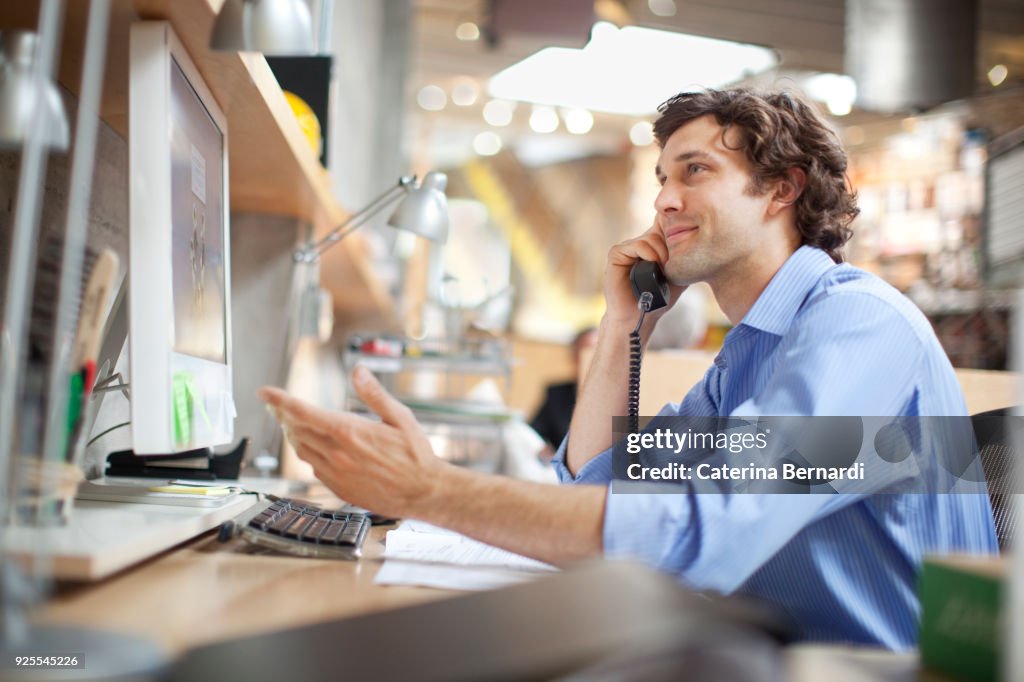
left=261, top=88, right=996, bottom=649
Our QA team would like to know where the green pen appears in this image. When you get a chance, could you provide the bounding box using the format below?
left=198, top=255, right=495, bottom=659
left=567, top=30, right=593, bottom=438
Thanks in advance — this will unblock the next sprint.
left=65, top=369, right=86, bottom=458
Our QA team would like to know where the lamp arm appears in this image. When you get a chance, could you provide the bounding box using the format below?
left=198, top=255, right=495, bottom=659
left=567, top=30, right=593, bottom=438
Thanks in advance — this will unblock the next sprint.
left=296, top=175, right=417, bottom=262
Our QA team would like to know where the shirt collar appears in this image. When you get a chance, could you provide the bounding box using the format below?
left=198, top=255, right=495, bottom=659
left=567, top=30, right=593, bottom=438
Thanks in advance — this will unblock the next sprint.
left=739, top=245, right=836, bottom=336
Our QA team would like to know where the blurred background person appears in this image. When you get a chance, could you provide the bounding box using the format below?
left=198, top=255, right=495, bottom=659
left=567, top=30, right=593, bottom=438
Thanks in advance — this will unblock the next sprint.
left=530, top=327, right=599, bottom=459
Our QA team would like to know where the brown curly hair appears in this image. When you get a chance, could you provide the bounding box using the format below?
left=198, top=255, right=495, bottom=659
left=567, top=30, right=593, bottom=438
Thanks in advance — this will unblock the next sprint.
left=652, top=89, right=858, bottom=263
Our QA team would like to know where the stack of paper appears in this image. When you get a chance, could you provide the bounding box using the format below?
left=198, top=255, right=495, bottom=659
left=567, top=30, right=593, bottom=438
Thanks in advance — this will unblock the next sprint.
left=374, top=520, right=558, bottom=591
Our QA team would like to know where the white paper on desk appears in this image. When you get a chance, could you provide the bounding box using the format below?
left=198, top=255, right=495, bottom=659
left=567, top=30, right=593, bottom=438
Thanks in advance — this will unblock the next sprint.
left=396, top=519, right=460, bottom=535
left=375, top=521, right=557, bottom=591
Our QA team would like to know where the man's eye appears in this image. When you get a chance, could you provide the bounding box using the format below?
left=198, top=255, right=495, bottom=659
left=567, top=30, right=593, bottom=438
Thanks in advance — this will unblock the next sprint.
left=688, top=164, right=705, bottom=175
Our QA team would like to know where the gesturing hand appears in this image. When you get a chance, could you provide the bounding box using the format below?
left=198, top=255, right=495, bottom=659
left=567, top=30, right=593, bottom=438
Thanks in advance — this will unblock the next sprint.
left=258, top=366, right=447, bottom=518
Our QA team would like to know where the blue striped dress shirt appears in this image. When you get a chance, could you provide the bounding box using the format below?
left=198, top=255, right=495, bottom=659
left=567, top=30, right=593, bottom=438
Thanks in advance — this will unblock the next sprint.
left=553, top=245, right=998, bottom=650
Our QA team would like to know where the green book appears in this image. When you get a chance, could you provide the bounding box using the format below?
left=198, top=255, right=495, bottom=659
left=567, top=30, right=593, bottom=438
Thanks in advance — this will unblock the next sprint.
left=919, top=555, right=1006, bottom=682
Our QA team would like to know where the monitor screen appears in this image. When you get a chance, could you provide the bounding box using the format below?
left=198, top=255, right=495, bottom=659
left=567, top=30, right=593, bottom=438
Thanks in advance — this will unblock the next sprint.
left=169, top=56, right=227, bottom=365
left=129, top=21, right=234, bottom=454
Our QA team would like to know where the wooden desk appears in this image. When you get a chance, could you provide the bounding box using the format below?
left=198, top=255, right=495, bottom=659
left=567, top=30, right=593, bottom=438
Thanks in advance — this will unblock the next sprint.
left=34, top=507, right=448, bottom=656
left=31, top=512, right=927, bottom=681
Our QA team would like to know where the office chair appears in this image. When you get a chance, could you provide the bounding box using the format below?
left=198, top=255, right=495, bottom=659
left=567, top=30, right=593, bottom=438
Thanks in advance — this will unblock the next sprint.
left=971, top=407, right=1019, bottom=551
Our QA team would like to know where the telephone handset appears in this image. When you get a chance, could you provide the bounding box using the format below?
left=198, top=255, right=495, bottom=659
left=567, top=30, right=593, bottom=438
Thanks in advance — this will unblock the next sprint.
left=626, top=260, right=669, bottom=461
left=628, top=260, right=669, bottom=312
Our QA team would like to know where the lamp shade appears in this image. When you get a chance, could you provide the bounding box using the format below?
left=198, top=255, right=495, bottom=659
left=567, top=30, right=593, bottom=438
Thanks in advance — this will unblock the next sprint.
left=210, top=0, right=314, bottom=56
left=0, top=31, right=69, bottom=150
left=387, top=171, right=449, bottom=243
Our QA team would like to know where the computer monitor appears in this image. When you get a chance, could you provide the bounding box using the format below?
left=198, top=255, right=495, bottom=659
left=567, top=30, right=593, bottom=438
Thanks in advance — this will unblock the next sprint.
left=128, top=21, right=234, bottom=454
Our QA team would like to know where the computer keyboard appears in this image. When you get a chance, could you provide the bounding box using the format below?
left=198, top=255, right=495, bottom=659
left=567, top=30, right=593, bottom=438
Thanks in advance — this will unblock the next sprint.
left=235, top=496, right=371, bottom=560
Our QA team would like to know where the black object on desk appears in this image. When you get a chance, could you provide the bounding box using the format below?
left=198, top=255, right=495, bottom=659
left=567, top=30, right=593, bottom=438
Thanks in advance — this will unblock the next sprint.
left=168, top=560, right=792, bottom=682
left=233, top=496, right=371, bottom=560
left=105, top=437, right=247, bottom=480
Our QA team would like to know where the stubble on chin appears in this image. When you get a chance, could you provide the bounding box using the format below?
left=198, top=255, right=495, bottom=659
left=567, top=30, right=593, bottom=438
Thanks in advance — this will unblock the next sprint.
left=665, top=248, right=713, bottom=286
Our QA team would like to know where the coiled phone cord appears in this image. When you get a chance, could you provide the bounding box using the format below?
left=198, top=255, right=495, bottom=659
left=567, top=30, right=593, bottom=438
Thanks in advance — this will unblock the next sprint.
left=628, top=292, right=653, bottom=466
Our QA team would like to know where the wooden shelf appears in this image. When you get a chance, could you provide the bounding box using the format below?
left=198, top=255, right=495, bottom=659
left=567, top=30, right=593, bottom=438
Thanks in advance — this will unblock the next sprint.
left=1, top=0, right=394, bottom=320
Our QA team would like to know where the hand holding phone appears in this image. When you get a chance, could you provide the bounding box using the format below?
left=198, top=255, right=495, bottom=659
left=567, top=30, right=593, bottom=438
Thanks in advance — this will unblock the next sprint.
left=604, top=224, right=674, bottom=327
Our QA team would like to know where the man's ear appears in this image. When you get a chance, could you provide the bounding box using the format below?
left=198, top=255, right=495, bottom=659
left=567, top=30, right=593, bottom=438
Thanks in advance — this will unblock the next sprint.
left=767, top=167, right=806, bottom=215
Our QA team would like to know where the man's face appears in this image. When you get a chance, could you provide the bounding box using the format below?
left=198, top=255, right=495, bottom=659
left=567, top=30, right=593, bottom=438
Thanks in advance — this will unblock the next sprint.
left=654, top=115, right=775, bottom=287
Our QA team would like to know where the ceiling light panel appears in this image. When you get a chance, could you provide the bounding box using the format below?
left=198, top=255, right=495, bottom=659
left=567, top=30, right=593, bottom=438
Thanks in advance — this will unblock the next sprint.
left=488, top=22, right=777, bottom=115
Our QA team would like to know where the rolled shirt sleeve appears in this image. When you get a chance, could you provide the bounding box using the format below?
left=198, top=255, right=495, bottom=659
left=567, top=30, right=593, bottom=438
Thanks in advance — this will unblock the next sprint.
left=551, top=397, right=694, bottom=485
left=551, top=435, right=613, bottom=484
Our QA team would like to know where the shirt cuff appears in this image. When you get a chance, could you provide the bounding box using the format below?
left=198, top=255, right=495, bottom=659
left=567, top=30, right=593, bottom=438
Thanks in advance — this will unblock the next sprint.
left=601, top=486, right=696, bottom=571
left=551, top=433, right=614, bottom=484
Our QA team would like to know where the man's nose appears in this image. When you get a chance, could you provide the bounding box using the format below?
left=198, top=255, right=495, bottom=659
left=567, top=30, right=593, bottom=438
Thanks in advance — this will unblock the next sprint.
left=655, top=183, right=682, bottom=214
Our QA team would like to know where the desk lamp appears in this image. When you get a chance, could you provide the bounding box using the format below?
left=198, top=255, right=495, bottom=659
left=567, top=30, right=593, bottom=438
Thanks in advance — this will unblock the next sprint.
left=210, top=0, right=315, bottom=55
left=294, top=172, right=450, bottom=339
left=0, top=30, right=69, bottom=149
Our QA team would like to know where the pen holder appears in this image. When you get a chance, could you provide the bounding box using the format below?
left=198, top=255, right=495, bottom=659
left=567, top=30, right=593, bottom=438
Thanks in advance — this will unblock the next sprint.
left=13, top=456, right=84, bottom=526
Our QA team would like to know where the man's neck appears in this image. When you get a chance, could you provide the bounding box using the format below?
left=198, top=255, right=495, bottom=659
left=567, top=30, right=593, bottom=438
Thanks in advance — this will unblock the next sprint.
left=709, top=239, right=800, bottom=326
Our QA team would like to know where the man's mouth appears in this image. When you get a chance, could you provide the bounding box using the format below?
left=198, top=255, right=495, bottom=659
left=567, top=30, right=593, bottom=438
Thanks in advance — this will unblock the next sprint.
left=665, top=225, right=698, bottom=244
